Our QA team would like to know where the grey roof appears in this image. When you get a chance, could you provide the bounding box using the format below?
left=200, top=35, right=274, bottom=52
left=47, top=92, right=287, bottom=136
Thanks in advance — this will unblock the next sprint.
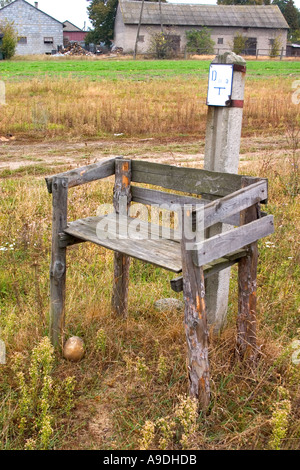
left=119, top=1, right=289, bottom=29
left=63, top=20, right=84, bottom=32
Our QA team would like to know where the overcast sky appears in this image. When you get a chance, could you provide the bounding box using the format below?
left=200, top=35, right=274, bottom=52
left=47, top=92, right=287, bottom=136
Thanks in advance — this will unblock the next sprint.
left=26, top=0, right=300, bottom=31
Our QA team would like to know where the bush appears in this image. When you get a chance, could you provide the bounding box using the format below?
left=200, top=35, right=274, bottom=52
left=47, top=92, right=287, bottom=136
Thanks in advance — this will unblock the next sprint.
left=185, top=28, right=215, bottom=55
left=232, top=32, right=247, bottom=56
left=269, top=36, right=282, bottom=58
left=148, top=31, right=179, bottom=59
left=0, top=20, right=18, bottom=59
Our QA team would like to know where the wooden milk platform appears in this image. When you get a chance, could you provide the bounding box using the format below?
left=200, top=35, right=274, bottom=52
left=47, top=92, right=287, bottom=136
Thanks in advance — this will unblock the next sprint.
left=46, top=157, right=274, bottom=408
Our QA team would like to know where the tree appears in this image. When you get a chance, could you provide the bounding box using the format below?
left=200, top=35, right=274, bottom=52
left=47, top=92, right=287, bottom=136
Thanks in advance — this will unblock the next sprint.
left=85, top=0, right=118, bottom=46
left=283, top=0, right=299, bottom=30
left=186, top=29, right=215, bottom=55
left=217, top=0, right=271, bottom=4
left=0, top=20, right=17, bottom=59
left=273, top=0, right=300, bottom=40
left=0, top=0, right=13, bottom=7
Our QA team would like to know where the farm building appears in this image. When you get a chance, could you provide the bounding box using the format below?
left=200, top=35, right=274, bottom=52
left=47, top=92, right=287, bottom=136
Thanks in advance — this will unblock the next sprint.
left=114, top=1, right=289, bottom=56
left=286, top=43, right=300, bottom=57
left=0, top=0, right=63, bottom=55
left=63, top=20, right=87, bottom=47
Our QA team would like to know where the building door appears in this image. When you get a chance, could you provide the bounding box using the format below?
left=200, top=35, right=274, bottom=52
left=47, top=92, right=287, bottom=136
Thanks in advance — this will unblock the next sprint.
left=244, top=38, right=257, bottom=55
left=167, top=35, right=181, bottom=55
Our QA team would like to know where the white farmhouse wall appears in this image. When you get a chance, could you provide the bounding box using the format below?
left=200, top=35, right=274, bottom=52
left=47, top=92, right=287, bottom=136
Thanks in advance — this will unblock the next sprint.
left=0, top=0, right=63, bottom=55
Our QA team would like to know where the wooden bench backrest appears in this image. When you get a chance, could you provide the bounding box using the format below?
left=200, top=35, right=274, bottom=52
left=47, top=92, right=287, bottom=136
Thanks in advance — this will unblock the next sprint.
left=45, top=157, right=267, bottom=215
left=131, top=160, right=246, bottom=199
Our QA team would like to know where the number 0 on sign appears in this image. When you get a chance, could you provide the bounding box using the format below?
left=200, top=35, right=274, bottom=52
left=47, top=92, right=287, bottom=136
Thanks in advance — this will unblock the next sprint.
left=206, top=64, right=234, bottom=107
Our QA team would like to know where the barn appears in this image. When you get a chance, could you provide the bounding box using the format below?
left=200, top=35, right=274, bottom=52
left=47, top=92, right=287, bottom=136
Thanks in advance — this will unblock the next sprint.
left=114, top=1, right=289, bottom=57
left=63, top=20, right=87, bottom=47
left=0, top=0, right=63, bottom=55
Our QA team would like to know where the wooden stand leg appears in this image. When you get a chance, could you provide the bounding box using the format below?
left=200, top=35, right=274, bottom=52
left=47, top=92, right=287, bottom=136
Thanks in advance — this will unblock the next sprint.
left=49, top=177, right=68, bottom=347
left=112, top=253, right=130, bottom=317
left=181, top=210, right=210, bottom=409
left=236, top=177, right=259, bottom=360
left=237, top=242, right=258, bottom=360
left=111, top=159, right=132, bottom=317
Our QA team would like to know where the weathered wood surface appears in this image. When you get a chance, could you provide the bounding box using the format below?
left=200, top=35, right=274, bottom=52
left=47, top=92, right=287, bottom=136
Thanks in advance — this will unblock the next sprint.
left=58, top=232, right=84, bottom=248
left=193, top=214, right=274, bottom=267
left=170, top=249, right=248, bottom=293
left=181, top=210, right=210, bottom=408
left=45, top=157, right=116, bottom=193
left=131, top=160, right=255, bottom=198
left=112, top=159, right=132, bottom=317
left=196, top=179, right=268, bottom=230
left=236, top=177, right=260, bottom=360
left=64, top=214, right=182, bottom=272
left=131, top=185, right=205, bottom=207
left=131, top=185, right=251, bottom=227
left=49, top=177, right=68, bottom=347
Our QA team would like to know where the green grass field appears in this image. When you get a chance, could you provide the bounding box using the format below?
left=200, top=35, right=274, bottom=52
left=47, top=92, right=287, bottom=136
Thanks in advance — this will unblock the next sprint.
left=1, top=59, right=300, bottom=81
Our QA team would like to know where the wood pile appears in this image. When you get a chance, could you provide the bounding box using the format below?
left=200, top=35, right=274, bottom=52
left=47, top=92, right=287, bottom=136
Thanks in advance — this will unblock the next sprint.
left=62, top=42, right=94, bottom=56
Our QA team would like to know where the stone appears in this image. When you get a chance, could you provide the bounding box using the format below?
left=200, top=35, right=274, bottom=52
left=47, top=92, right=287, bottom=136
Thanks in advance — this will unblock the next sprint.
left=154, top=298, right=184, bottom=312
left=63, top=336, right=85, bottom=362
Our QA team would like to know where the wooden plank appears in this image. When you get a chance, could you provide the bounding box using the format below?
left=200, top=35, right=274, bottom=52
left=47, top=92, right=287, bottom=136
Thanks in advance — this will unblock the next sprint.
left=132, top=185, right=241, bottom=227
left=131, top=185, right=205, bottom=207
left=49, top=177, right=68, bottom=348
left=180, top=209, right=210, bottom=408
left=196, top=180, right=268, bottom=230
left=193, top=215, right=274, bottom=267
left=236, top=177, right=260, bottom=361
left=112, top=159, right=132, bottom=317
left=131, top=160, right=249, bottom=197
left=58, top=232, right=85, bottom=248
left=64, top=214, right=183, bottom=272
left=170, top=249, right=247, bottom=292
left=45, top=157, right=116, bottom=193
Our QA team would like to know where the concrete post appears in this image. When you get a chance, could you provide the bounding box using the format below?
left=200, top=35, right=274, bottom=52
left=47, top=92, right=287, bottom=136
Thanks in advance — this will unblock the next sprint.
left=204, top=51, right=246, bottom=333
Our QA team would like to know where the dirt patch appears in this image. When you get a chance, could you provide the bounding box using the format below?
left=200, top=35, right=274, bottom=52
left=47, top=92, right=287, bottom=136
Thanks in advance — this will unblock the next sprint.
left=0, top=134, right=292, bottom=174
left=60, top=399, right=115, bottom=450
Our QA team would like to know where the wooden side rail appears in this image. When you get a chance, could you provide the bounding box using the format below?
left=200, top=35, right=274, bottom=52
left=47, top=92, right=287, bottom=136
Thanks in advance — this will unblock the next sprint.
left=45, top=157, right=116, bottom=193
left=195, top=179, right=268, bottom=230
left=193, top=214, right=274, bottom=267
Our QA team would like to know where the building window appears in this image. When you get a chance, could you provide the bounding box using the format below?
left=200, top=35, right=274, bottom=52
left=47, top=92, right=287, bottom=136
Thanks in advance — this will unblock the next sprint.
left=217, top=38, right=223, bottom=45
left=44, top=37, right=54, bottom=44
left=137, top=35, right=144, bottom=43
left=18, top=37, right=27, bottom=44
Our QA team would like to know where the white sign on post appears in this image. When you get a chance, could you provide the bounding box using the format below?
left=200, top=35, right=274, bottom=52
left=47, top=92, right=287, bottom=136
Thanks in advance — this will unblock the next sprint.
left=206, top=64, right=234, bottom=107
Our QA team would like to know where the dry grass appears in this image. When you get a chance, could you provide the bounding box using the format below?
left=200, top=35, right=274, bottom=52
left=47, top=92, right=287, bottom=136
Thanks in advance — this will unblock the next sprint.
left=0, top=136, right=299, bottom=449
left=0, top=67, right=299, bottom=450
left=0, top=75, right=298, bottom=140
